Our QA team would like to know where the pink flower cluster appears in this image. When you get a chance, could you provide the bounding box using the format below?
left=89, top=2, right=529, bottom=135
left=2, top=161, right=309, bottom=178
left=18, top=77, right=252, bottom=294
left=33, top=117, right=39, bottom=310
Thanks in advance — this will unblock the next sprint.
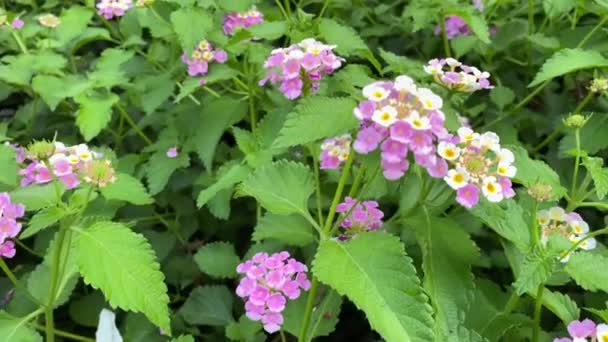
left=96, top=0, right=133, bottom=19
left=554, top=319, right=608, bottom=342
left=352, top=76, right=449, bottom=180
left=538, top=207, right=596, bottom=262
left=435, top=16, right=472, bottom=39
left=18, top=142, right=101, bottom=190
left=236, top=251, right=310, bottom=333
left=320, top=134, right=351, bottom=169
left=336, top=197, right=384, bottom=238
left=424, top=58, right=493, bottom=92
left=0, top=193, right=25, bottom=258
left=181, top=40, right=228, bottom=85
left=438, top=127, right=516, bottom=208
left=222, top=7, right=264, bottom=36
left=259, top=38, right=344, bottom=99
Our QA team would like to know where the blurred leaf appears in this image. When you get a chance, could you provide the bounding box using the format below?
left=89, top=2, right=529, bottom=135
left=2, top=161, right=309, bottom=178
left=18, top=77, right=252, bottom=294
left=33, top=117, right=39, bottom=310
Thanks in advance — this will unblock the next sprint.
left=101, top=173, right=154, bottom=205
left=253, top=213, right=315, bottom=246
left=282, top=289, right=342, bottom=341
left=193, top=242, right=240, bottom=279
left=0, top=311, right=42, bottom=342
left=509, top=145, right=567, bottom=200
left=179, top=286, right=234, bottom=326
left=0, top=144, right=17, bottom=187
left=75, top=92, right=119, bottom=141
left=470, top=199, right=531, bottom=251
left=170, top=8, right=214, bottom=54
left=582, top=156, right=608, bottom=199
left=10, top=184, right=63, bottom=211
left=529, top=48, right=608, bottom=87
left=565, top=252, right=608, bottom=292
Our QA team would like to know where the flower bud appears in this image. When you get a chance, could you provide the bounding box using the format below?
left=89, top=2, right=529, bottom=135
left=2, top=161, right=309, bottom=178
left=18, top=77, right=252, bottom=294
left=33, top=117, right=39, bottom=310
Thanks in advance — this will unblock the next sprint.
left=83, top=159, right=117, bottom=188
left=564, top=114, right=587, bottom=129
left=589, top=78, right=608, bottom=93
left=25, top=140, right=56, bottom=160
left=527, top=183, right=553, bottom=201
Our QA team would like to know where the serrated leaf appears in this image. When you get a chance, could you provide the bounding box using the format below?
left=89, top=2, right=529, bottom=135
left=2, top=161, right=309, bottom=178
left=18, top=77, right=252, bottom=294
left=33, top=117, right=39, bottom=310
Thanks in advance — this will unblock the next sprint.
left=145, top=150, right=190, bottom=195
left=88, top=49, right=134, bottom=88
left=513, top=247, right=557, bottom=295
left=565, top=252, right=608, bottom=292
left=247, top=21, right=287, bottom=40
left=582, top=157, right=608, bottom=199
left=282, top=288, right=342, bottom=341
left=319, top=19, right=368, bottom=56
left=21, top=206, right=67, bottom=239
left=313, top=232, right=434, bottom=342
left=0, top=311, right=42, bottom=342
left=197, top=163, right=250, bottom=208
left=542, top=290, right=580, bottom=324
left=193, top=242, right=240, bottom=279
left=75, top=92, right=119, bottom=141
left=543, top=0, right=575, bottom=17
left=253, top=213, right=315, bottom=246
left=10, top=183, right=63, bottom=211
left=529, top=48, right=608, bottom=87
left=56, top=6, right=94, bottom=47
left=225, top=315, right=262, bottom=341
left=0, top=144, right=17, bottom=187
left=470, top=199, right=531, bottom=251
left=238, top=161, right=314, bottom=216
left=31, top=74, right=90, bottom=111
left=179, top=285, right=234, bottom=326
left=509, top=145, right=567, bottom=200
left=75, top=222, right=170, bottom=333
left=170, top=8, right=214, bottom=54
left=448, top=8, right=490, bottom=44
left=101, top=173, right=154, bottom=205
left=273, top=97, right=358, bottom=148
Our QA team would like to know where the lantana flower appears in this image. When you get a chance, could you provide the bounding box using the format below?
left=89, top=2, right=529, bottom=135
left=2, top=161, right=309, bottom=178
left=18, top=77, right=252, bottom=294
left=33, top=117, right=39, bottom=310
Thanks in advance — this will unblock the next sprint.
left=96, top=0, right=133, bottom=19
left=166, top=147, right=178, bottom=158
left=335, top=197, right=384, bottom=240
left=553, top=319, right=606, bottom=342
left=259, top=38, right=344, bottom=99
left=438, top=127, right=516, bottom=207
left=38, top=14, right=61, bottom=28
left=181, top=40, right=228, bottom=85
left=223, top=7, right=264, bottom=36
left=236, top=251, right=310, bottom=333
left=319, top=135, right=351, bottom=169
left=424, top=58, right=493, bottom=92
left=537, top=207, right=596, bottom=262
left=0, top=193, right=25, bottom=258
left=352, top=76, right=449, bottom=180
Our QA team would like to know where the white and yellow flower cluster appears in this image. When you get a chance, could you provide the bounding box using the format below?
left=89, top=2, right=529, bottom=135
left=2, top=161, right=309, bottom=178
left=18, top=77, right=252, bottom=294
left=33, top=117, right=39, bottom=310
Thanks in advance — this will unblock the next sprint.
left=537, top=206, right=596, bottom=262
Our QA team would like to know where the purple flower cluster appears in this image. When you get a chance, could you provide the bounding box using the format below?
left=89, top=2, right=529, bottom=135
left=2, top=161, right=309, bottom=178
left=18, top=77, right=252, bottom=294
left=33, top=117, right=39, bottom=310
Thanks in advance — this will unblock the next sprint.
left=352, top=76, right=449, bottom=180
left=259, top=38, right=344, bottom=99
left=236, top=251, right=311, bottom=333
left=554, top=319, right=608, bottom=342
left=96, top=0, right=133, bottom=19
left=336, top=197, right=384, bottom=237
left=222, top=7, right=264, bottom=36
left=435, top=16, right=472, bottom=39
left=0, top=193, right=25, bottom=258
left=424, top=58, right=493, bottom=92
left=319, top=134, right=351, bottom=169
left=438, top=127, right=516, bottom=208
left=538, top=207, right=596, bottom=262
left=181, top=40, right=228, bottom=85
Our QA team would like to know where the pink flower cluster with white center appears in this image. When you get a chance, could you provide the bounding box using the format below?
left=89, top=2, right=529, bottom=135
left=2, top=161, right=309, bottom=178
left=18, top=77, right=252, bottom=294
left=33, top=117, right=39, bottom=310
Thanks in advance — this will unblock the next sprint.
left=0, top=193, right=25, bottom=258
left=259, top=38, right=344, bottom=99
left=538, top=207, right=596, bottom=263
left=18, top=142, right=101, bottom=190
left=96, top=0, right=133, bottom=19
left=352, top=76, right=449, bottom=180
left=335, top=197, right=383, bottom=239
left=222, top=7, right=264, bottom=36
left=236, top=251, right=310, bottom=333
left=181, top=40, right=228, bottom=85
left=424, top=58, right=493, bottom=93
left=438, top=127, right=516, bottom=208
left=319, top=134, right=351, bottom=169
left=553, top=319, right=608, bottom=342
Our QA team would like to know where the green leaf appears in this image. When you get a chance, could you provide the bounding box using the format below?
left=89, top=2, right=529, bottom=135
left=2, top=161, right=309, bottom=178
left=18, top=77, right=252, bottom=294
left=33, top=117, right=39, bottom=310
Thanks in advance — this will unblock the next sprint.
left=225, top=315, right=263, bottom=342
left=509, top=145, right=567, bottom=200
left=101, top=173, right=154, bottom=205
left=197, top=163, right=250, bottom=208
left=448, top=8, right=491, bottom=44
left=529, top=48, right=608, bottom=87
left=542, top=290, right=580, bottom=324
left=170, top=8, right=214, bottom=54
left=0, top=311, right=42, bottom=342
left=31, top=74, right=90, bottom=111
left=378, top=49, right=427, bottom=79
left=21, top=207, right=67, bottom=239
left=10, top=184, right=63, bottom=211
left=218, top=0, right=255, bottom=11
left=319, top=19, right=368, bottom=56
left=560, top=115, right=608, bottom=156
left=582, top=157, right=608, bottom=199
left=179, top=285, right=234, bottom=326
left=565, top=252, right=608, bottom=292
left=134, top=74, right=175, bottom=115
left=253, top=213, right=315, bottom=246
left=171, top=335, right=195, bottom=342
left=409, top=214, right=479, bottom=339
left=313, top=232, right=434, bottom=342
left=88, top=49, right=134, bottom=88
left=193, top=242, right=240, bottom=279
left=543, top=0, right=575, bottom=17
left=145, top=150, right=190, bottom=195
left=75, top=222, right=171, bottom=333
left=238, top=161, right=314, bottom=216
left=75, top=92, right=119, bottom=141
left=490, top=86, right=515, bottom=110
left=470, top=199, right=531, bottom=251
left=56, top=6, right=94, bottom=47
left=513, top=247, right=557, bottom=295
left=273, top=97, right=358, bottom=148
left=247, top=21, right=287, bottom=40
left=0, top=144, right=17, bottom=187
left=282, top=289, right=342, bottom=341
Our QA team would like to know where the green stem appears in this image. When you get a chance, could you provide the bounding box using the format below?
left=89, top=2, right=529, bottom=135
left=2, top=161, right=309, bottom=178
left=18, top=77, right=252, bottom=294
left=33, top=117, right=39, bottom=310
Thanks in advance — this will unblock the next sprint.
left=14, top=239, right=43, bottom=258
left=274, top=0, right=290, bottom=21
left=502, top=291, right=520, bottom=314
left=576, top=202, right=608, bottom=210
left=10, top=29, right=29, bottom=54
left=348, top=165, right=367, bottom=198
left=280, top=329, right=287, bottom=342
left=528, top=0, right=534, bottom=35
left=531, top=200, right=540, bottom=246
left=571, top=128, right=581, bottom=196
left=561, top=227, right=608, bottom=258
left=322, top=153, right=354, bottom=235
left=578, top=16, right=608, bottom=48
left=311, top=146, right=325, bottom=227
left=317, top=0, right=332, bottom=21
left=297, top=278, right=319, bottom=342
left=45, top=225, right=68, bottom=342
left=114, top=103, right=153, bottom=146
left=532, top=285, right=544, bottom=342
left=30, top=323, right=95, bottom=342
left=0, top=258, right=45, bottom=307
left=439, top=15, right=452, bottom=57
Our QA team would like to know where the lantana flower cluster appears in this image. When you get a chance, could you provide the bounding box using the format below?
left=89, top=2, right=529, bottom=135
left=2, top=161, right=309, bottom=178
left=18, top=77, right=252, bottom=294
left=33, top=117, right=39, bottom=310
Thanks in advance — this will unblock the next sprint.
left=38, top=14, right=61, bottom=28
left=335, top=197, right=384, bottom=239
left=352, top=76, right=449, bottom=180
left=181, top=40, right=228, bottom=85
left=538, top=207, right=596, bottom=262
left=424, top=58, right=493, bottom=92
left=222, top=7, right=264, bottom=36
left=554, top=319, right=608, bottom=342
left=259, top=38, right=344, bottom=99
left=0, top=193, right=25, bottom=258
left=96, top=0, right=133, bottom=19
left=438, top=127, right=516, bottom=208
left=0, top=13, right=24, bottom=29
left=236, top=252, right=310, bottom=333
left=319, top=134, right=351, bottom=169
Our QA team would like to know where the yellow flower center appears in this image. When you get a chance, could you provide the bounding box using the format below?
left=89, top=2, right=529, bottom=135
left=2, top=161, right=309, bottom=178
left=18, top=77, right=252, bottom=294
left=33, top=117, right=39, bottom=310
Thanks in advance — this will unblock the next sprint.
left=445, top=149, right=455, bottom=158
left=453, top=174, right=464, bottom=183
left=373, top=90, right=384, bottom=99
left=486, top=183, right=496, bottom=193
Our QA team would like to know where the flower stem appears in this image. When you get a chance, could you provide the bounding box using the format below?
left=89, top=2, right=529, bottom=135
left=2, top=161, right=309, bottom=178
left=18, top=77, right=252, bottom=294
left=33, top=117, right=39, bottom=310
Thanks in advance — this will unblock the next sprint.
left=322, top=153, right=353, bottom=235
left=9, top=29, right=29, bottom=54
left=45, top=225, right=68, bottom=342
left=114, top=103, right=153, bottom=146
left=560, top=227, right=608, bottom=258
left=30, top=323, right=95, bottom=342
left=578, top=16, right=608, bottom=48
left=317, top=0, right=332, bottom=21
left=531, top=200, right=540, bottom=246
left=311, top=145, right=325, bottom=226
left=532, top=285, right=544, bottom=342
left=439, top=14, right=452, bottom=57
left=0, top=258, right=45, bottom=307
left=297, top=278, right=318, bottom=342
left=280, top=329, right=287, bottom=342
left=571, top=128, right=581, bottom=196
left=274, top=0, right=290, bottom=21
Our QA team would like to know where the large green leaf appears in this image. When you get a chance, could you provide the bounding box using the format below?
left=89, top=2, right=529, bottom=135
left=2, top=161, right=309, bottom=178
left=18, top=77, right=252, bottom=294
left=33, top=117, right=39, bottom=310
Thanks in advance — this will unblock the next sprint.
left=0, top=311, right=42, bottom=342
left=509, top=145, right=567, bottom=200
left=542, top=290, right=580, bottom=324
left=0, top=144, right=17, bottom=187
left=101, top=173, right=154, bottom=205
left=273, top=97, right=358, bottom=148
left=253, top=213, right=315, bottom=246
left=179, top=286, right=234, bottom=326
left=193, top=242, right=240, bottom=279
left=20, top=206, right=67, bottom=239
left=75, top=222, right=170, bottom=333
left=170, top=8, right=214, bottom=54
left=238, top=161, right=315, bottom=216
left=313, top=232, right=434, bottom=342
left=75, top=92, right=119, bottom=141
left=565, top=252, right=608, bottom=292
left=529, top=48, right=608, bottom=87
left=582, top=156, right=608, bottom=200
left=470, top=199, right=531, bottom=251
